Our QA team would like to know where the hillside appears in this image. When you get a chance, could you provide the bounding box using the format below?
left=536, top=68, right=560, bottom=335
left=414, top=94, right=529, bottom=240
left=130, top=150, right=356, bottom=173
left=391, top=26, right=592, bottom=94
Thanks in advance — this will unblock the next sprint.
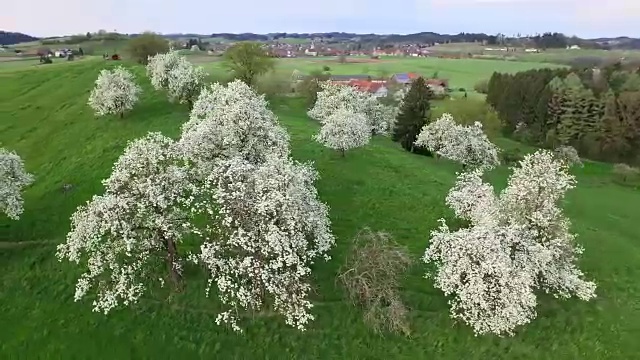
left=0, top=31, right=38, bottom=45
left=1, top=61, right=640, bottom=358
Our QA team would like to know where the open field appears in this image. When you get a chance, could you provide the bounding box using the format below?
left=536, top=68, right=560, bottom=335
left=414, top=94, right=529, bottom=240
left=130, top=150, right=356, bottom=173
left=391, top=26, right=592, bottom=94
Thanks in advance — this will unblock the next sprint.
left=1, top=60, right=640, bottom=358
left=200, top=56, right=566, bottom=90
left=431, top=42, right=640, bottom=63
left=4, top=39, right=129, bottom=56
left=0, top=55, right=99, bottom=72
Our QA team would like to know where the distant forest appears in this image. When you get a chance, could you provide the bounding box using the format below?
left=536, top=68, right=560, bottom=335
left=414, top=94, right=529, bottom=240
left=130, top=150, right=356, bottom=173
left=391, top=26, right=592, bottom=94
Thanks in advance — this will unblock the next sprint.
left=0, top=31, right=39, bottom=45
left=2, top=29, right=640, bottom=50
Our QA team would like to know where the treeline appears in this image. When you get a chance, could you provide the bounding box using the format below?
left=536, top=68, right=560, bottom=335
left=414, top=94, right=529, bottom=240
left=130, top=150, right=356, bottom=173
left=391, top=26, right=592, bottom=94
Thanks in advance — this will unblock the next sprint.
left=0, top=31, right=39, bottom=45
left=200, top=31, right=500, bottom=44
left=487, top=65, right=640, bottom=163
left=41, top=32, right=128, bottom=45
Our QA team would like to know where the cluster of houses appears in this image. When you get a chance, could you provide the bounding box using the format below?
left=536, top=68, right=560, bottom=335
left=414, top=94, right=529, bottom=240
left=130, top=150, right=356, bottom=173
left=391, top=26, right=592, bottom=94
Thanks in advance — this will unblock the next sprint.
left=294, top=71, right=449, bottom=98
left=269, top=42, right=434, bottom=58
left=188, top=38, right=438, bottom=58
left=35, top=47, right=77, bottom=58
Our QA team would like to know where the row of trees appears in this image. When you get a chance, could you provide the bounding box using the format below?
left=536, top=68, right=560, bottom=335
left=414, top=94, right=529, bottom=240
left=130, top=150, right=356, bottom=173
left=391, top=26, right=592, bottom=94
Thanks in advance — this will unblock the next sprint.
left=487, top=66, right=640, bottom=163
left=125, top=33, right=275, bottom=89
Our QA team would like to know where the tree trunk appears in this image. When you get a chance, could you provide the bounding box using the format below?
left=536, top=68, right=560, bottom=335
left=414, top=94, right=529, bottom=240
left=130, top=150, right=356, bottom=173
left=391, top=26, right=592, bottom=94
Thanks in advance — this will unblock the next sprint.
left=120, top=112, right=124, bottom=119
left=163, top=236, right=183, bottom=291
left=187, top=99, right=193, bottom=110
left=340, top=148, right=345, bottom=157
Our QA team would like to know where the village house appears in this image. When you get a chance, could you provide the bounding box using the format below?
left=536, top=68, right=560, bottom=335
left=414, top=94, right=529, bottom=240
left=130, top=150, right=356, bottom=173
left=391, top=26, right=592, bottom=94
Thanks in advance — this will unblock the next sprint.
left=346, top=80, right=389, bottom=98
left=390, top=72, right=421, bottom=86
left=328, top=74, right=379, bottom=83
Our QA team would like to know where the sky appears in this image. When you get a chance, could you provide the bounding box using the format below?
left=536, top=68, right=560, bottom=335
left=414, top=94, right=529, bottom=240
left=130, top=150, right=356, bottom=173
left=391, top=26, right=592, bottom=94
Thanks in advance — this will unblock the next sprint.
left=2, top=0, right=639, bottom=38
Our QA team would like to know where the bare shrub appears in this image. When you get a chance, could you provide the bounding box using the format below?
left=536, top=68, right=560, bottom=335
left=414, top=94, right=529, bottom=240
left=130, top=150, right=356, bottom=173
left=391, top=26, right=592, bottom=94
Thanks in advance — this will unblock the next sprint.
left=338, top=228, right=413, bottom=335
left=474, top=79, right=489, bottom=94
left=612, top=163, right=640, bottom=186
left=253, top=72, right=292, bottom=100
left=125, top=32, right=169, bottom=65
left=554, top=145, right=583, bottom=167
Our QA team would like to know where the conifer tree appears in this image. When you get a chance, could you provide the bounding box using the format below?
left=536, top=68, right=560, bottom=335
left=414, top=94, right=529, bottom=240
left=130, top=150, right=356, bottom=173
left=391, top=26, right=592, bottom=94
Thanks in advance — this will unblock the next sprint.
left=392, top=77, right=432, bottom=153
left=557, top=74, right=584, bottom=145
left=617, top=91, right=640, bottom=156
left=600, top=90, right=629, bottom=160
left=546, top=77, right=566, bottom=132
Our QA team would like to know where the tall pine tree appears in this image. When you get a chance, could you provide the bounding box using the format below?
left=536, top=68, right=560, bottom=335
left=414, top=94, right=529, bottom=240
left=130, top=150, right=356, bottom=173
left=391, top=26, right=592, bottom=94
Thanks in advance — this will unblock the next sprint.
left=617, top=91, right=640, bottom=159
left=393, top=77, right=432, bottom=153
left=599, top=90, right=629, bottom=161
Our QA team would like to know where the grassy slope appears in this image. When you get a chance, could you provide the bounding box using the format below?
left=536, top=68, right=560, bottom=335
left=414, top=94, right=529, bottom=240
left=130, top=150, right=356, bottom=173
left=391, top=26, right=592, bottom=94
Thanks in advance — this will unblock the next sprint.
left=1, top=61, right=640, bottom=359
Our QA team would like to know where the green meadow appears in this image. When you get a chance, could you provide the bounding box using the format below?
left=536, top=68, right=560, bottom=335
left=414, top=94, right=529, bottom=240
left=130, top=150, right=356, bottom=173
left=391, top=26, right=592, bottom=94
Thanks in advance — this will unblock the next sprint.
left=1, top=59, right=639, bottom=359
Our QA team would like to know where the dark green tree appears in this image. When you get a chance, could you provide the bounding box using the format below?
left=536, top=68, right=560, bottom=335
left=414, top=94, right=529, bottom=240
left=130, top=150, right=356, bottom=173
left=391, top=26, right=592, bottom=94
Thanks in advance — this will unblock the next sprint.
left=125, top=32, right=169, bottom=65
left=223, top=42, right=275, bottom=86
left=599, top=90, right=629, bottom=160
left=392, top=77, right=432, bottom=154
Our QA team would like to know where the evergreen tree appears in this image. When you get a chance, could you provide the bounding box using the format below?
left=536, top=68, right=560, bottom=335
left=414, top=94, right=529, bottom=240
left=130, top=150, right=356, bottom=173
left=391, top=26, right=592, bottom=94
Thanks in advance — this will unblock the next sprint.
left=486, top=72, right=502, bottom=108
left=617, top=91, right=640, bottom=158
left=557, top=74, right=585, bottom=145
left=393, top=77, right=432, bottom=153
left=577, top=88, right=600, bottom=137
left=546, top=77, right=566, bottom=135
left=600, top=90, right=629, bottom=160
left=535, top=85, right=553, bottom=143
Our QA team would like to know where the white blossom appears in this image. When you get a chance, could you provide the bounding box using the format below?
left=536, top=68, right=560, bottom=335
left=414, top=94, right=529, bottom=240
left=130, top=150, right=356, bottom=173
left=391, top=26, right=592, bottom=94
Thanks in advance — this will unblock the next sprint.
left=0, top=148, right=34, bottom=220
left=195, top=154, right=335, bottom=332
left=425, top=220, right=546, bottom=336
left=424, top=150, right=596, bottom=336
left=146, top=51, right=182, bottom=91
left=56, top=133, right=204, bottom=314
left=308, top=82, right=396, bottom=135
left=498, top=150, right=595, bottom=301
left=166, top=58, right=207, bottom=106
left=415, top=113, right=500, bottom=170
left=178, top=80, right=290, bottom=175
left=394, top=87, right=408, bottom=104
left=88, top=66, right=141, bottom=118
left=314, top=108, right=371, bottom=156
left=553, top=145, right=582, bottom=167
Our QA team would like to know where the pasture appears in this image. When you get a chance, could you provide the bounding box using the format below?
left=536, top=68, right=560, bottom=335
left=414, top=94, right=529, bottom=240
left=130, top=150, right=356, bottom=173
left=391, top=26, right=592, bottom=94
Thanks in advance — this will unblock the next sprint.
left=198, top=56, right=566, bottom=90
left=1, top=59, right=640, bottom=359
left=429, top=42, right=640, bottom=64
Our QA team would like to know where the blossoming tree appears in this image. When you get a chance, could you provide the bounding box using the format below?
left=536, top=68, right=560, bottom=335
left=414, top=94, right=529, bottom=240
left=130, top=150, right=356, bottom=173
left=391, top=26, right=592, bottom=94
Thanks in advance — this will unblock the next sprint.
left=308, top=82, right=396, bottom=135
left=147, top=52, right=207, bottom=109
left=423, top=150, right=596, bottom=336
left=56, top=133, right=205, bottom=314
left=178, top=80, right=290, bottom=175
left=166, top=58, right=207, bottom=109
left=314, top=108, right=371, bottom=157
left=146, top=51, right=182, bottom=91
left=554, top=145, right=582, bottom=167
left=194, top=154, right=335, bottom=332
left=88, top=66, right=142, bottom=118
left=0, top=148, right=34, bottom=220
left=415, top=113, right=500, bottom=170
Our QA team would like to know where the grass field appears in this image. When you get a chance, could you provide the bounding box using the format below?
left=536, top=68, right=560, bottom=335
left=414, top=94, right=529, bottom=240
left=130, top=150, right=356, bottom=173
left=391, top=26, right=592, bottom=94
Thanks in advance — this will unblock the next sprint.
left=430, top=42, right=640, bottom=63
left=1, top=60, right=640, bottom=359
left=198, top=56, right=566, bottom=90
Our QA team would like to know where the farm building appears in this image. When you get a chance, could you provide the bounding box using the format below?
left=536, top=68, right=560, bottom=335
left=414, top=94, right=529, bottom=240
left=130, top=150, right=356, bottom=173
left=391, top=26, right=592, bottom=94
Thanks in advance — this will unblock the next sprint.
left=346, top=80, right=389, bottom=98
left=390, top=72, right=421, bottom=85
left=329, top=75, right=376, bottom=82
